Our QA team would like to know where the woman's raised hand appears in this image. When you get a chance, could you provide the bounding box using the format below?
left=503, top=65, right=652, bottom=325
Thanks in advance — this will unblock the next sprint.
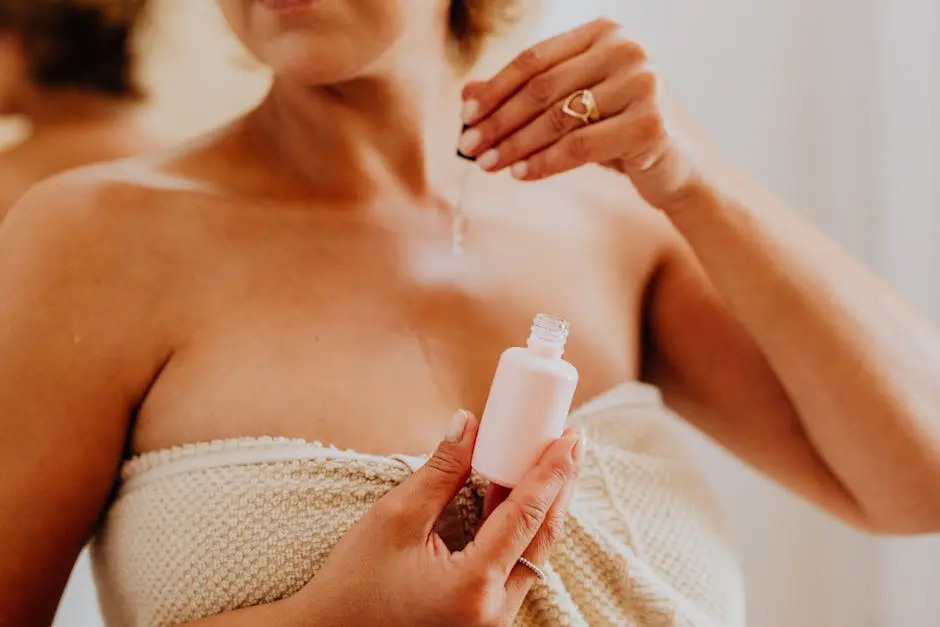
left=458, top=18, right=708, bottom=211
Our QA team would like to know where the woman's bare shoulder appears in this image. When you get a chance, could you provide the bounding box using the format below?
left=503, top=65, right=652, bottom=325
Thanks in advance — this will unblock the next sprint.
left=0, top=146, right=45, bottom=219
left=1, top=128, right=230, bottom=241
left=0, top=173, right=27, bottom=222
left=0, top=154, right=217, bottom=340
left=3, top=161, right=177, bottom=249
left=0, top=125, right=176, bottom=218
left=0, top=158, right=193, bottom=400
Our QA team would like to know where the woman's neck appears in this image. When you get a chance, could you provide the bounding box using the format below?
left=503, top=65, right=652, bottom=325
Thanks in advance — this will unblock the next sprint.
left=247, top=63, right=467, bottom=204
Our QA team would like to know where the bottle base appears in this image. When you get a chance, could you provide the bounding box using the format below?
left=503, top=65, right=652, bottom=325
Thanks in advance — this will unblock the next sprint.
left=472, top=465, right=518, bottom=489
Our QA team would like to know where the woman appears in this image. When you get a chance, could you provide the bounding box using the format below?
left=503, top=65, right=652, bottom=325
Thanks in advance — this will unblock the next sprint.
left=0, top=0, right=161, bottom=219
left=2, top=1, right=939, bottom=626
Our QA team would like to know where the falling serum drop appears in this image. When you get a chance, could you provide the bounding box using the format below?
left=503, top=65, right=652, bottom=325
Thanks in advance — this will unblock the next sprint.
left=472, top=314, right=579, bottom=488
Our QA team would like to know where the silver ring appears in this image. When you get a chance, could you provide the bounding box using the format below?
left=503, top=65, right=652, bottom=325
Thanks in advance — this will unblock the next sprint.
left=516, top=556, right=547, bottom=582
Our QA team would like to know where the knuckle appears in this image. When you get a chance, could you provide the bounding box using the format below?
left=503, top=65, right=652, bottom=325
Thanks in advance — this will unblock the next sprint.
left=591, top=16, right=621, bottom=34
left=523, top=158, right=542, bottom=180
left=526, top=73, right=556, bottom=106
left=635, top=110, right=665, bottom=142
left=424, top=444, right=466, bottom=478
left=630, top=70, right=659, bottom=100
left=608, top=38, right=648, bottom=65
left=548, top=105, right=572, bottom=135
left=544, top=457, right=573, bottom=487
left=455, top=579, right=502, bottom=626
left=509, top=496, right=551, bottom=537
left=461, top=83, right=477, bottom=101
left=513, top=47, right=543, bottom=75
left=622, top=112, right=667, bottom=172
left=541, top=512, right=567, bottom=547
left=497, top=136, right=518, bottom=162
left=564, top=133, right=592, bottom=162
left=522, top=499, right=549, bottom=531
left=463, top=567, right=497, bottom=593
left=481, top=114, right=503, bottom=139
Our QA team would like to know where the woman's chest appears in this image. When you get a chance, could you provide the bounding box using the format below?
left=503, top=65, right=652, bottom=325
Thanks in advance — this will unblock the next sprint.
left=132, top=199, right=657, bottom=455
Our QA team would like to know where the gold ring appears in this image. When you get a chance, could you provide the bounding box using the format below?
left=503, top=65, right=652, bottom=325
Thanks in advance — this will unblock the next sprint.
left=561, top=89, right=601, bottom=125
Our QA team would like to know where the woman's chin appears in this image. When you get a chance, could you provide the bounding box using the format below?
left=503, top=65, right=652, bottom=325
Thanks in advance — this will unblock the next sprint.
left=262, top=37, right=381, bottom=85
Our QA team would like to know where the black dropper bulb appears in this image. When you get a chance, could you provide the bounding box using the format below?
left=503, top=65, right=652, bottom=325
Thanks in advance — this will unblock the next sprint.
left=456, top=123, right=476, bottom=162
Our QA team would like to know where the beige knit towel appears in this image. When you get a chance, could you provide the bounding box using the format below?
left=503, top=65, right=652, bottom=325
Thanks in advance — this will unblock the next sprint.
left=91, top=382, right=745, bottom=626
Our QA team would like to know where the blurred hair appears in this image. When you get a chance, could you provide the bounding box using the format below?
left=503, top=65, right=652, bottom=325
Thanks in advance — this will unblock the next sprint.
left=449, top=0, right=519, bottom=73
left=0, top=0, right=149, bottom=98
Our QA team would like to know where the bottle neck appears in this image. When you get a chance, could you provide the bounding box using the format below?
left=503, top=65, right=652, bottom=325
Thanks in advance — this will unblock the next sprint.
left=526, top=337, right=565, bottom=359
left=526, top=313, right=569, bottom=359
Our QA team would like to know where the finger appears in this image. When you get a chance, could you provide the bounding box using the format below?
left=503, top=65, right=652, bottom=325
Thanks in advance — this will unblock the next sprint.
left=381, top=410, right=479, bottom=538
left=457, top=47, right=613, bottom=161
left=462, top=35, right=650, bottom=163
left=468, top=430, right=581, bottom=580
left=513, top=97, right=667, bottom=181
left=461, top=17, right=619, bottom=124
left=503, top=484, right=575, bottom=607
left=482, top=426, right=579, bottom=519
left=477, top=67, right=651, bottom=172
left=504, top=445, right=581, bottom=608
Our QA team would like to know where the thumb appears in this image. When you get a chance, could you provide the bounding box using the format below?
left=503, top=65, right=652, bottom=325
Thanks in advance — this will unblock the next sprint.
left=395, top=409, right=479, bottom=534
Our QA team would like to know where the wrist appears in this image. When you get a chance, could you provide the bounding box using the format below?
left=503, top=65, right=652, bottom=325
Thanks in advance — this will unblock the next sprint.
left=656, top=175, right=726, bottom=228
left=278, top=583, right=351, bottom=627
left=655, top=154, right=760, bottom=232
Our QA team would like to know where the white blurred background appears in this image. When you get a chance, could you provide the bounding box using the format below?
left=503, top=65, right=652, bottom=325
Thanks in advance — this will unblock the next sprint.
left=5, top=0, right=933, bottom=625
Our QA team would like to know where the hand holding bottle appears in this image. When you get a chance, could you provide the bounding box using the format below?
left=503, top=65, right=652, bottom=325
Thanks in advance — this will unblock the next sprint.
left=282, top=410, right=583, bottom=627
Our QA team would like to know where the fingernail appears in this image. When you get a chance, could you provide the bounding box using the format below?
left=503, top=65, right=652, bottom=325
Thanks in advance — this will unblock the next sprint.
left=458, top=129, right=482, bottom=155
left=569, top=431, right=585, bottom=465
left=446, top=409, right=470, bottom=442
left=510, top=161, right=529, bottom=180
left=461, top=99, right=480, bottom=123
left=478, top=149, right=499, bottom=170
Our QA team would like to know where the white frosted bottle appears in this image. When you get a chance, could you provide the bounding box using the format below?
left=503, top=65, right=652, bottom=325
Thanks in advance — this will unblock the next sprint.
left=472, top=314, right=579, bottom=488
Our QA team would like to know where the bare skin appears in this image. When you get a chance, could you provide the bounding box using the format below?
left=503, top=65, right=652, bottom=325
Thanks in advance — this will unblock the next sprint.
left=2, top=5, right=940, bottom=627
left=0, top=99, right=636, bottom=627
left=0, top=94, right=165, bottom=221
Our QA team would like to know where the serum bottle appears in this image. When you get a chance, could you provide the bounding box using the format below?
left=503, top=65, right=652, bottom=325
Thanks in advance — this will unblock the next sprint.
left=472, top=314, right=579, bottom=488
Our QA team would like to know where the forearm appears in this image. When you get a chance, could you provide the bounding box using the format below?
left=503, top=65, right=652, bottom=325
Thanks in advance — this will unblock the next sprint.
left=664, top=172, right=940, bottom=532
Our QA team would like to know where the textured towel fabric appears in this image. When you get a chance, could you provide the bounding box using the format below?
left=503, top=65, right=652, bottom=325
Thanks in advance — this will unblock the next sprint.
left=90, top=382, right=745, bottom=626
